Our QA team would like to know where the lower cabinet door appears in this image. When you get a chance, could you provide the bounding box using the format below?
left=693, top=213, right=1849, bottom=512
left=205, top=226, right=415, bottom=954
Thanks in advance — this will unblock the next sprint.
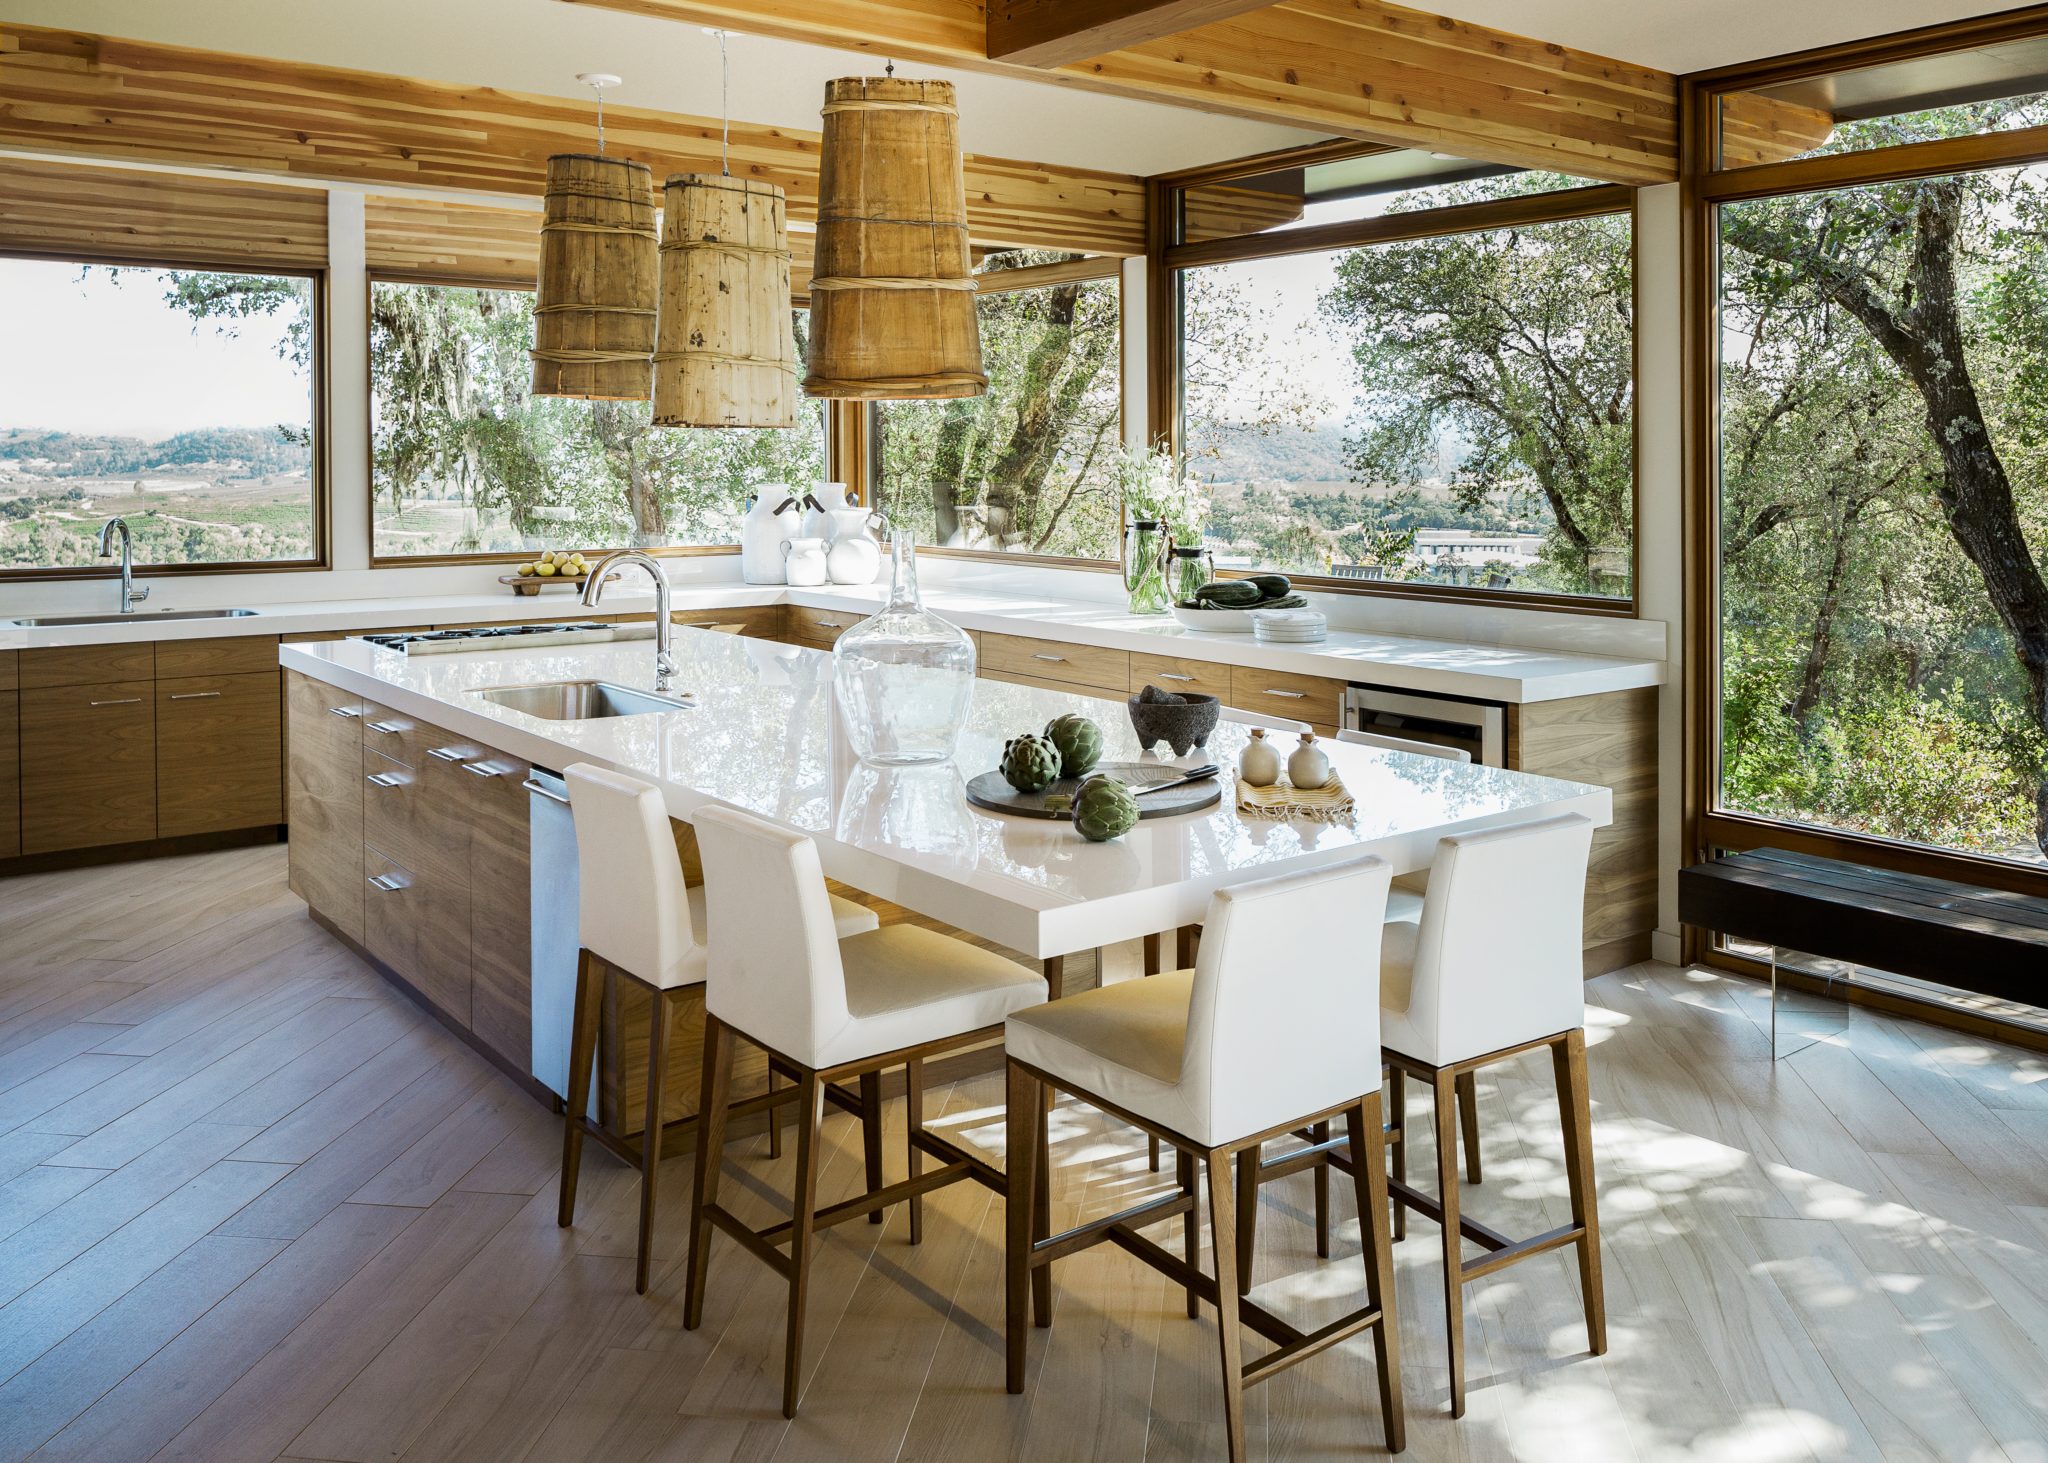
left=0, top=691, right=18, bottom=860
left=442, top=750, right=533, bottom=1069
left=286, top=671, right=365, bottom=944
left=364, top=844, right=471, bottom=1026
left=21, top=680, right=156, bottom=854
left=157, top=672, right=282, bottom=837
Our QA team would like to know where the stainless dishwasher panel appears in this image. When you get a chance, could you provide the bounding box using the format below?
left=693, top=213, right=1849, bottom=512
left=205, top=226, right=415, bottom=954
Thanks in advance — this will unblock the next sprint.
left=525, top=768, right=593, bottom=1115
left=1343, top=685, right=1507, bottom=767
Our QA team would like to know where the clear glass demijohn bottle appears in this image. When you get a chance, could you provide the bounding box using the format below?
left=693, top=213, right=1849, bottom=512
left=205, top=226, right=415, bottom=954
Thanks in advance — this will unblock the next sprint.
left=831, top=529, right=978, bottom=765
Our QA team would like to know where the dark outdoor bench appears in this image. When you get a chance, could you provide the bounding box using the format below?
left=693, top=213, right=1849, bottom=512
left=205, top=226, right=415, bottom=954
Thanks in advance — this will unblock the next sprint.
left=1678, top=846, right=2048, bottom=1052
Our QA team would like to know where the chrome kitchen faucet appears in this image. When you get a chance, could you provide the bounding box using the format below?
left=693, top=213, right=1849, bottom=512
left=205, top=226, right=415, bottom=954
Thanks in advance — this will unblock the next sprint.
left=581, top=550, right=675, bottom=690
left=97, top=517, right=150, bottom=614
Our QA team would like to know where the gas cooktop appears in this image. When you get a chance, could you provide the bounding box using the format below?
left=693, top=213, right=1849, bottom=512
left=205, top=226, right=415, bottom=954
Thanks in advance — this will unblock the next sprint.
left=355, top=621, right=653, bottom=655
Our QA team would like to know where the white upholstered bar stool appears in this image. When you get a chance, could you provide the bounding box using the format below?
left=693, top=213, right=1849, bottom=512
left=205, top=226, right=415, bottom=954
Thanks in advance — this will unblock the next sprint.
left=1337, top=725, right=1484, bottom=1194
left=1380, top=812, right=1604, bottom=1417
left=554, top=763, right=879, bottom=1295
left=1003, top=857, right=1404, bottom=1463
left=683, top=803, right=1048, bottom=1420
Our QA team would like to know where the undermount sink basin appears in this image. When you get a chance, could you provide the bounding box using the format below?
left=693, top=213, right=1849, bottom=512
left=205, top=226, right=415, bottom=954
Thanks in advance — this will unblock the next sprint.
left=471, top=680, right=694, bottom=720
left=5, top=607, right=260, bottom=627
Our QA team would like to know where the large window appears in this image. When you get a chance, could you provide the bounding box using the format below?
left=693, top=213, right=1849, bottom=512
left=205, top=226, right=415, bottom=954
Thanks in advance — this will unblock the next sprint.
left=0, top=257, right=317, bottom=573
left=370, top=281, right=826, bottom=558
left=1167, top=158, right=1634, bottom=604
left=1705, top=39, right=2048, bottom=873
left=869, top=256, right=1122, bottom=561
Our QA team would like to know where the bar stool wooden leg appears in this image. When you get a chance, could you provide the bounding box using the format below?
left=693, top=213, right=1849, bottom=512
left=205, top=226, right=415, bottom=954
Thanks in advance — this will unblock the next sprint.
left=1553, top=1029, right=1607, bottom=1355
left=1456, top=1069, right=1482, bottom=1185
left=1433, top=1067, right=1467, bottom=1417
left=860, top=1069, right=886, bottom=1225
left=683, top=1012, right=733, bottom=1331
left=1205, top=1147, right=1248, bottom=1463
left=1311, top=1118, right=1332, bottom=1259
left=1175, top=1147, right=1199, bottom=1318
left=905, top=1056, right=925, bottom=1245
left=636, top=987, right=675, bottom=1295
left=556, top=949, right=603, bottom=1229
left=1234, top=1143, right=1259, bottom=1297
left=766, top=1070, right=782, bottom=1160
left=1144, top=933, right=1163, bottom=1174
left=1004, top=1059, right=1039, bottom=1395
left=1388, top=1067, right=1407, bottom=1243
left=783, top=1070, right=825, bottom=1420
left=1347, top=1092, right=1405, bottom=1454
left=1032, top=1087, right=1053, bottom=1327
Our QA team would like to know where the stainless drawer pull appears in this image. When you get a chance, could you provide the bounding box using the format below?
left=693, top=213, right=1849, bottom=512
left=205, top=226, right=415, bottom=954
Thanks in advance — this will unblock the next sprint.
left=365, top=771, right=404, bottom=788
left=1031, top=653, right=1068, bottom=663
left=366, top=873, right=406, bottom=892
left=89, top=697, right=143, bottom=707
left=522, top=776, right=570, bottom=805
left=463, top=760, right=510, bottom=778
left=1263, top=689, right=1308, bottom=699
left=169, top=690, right=222, bottom=700
left=426, top=746, right=469, bottom=762
left=812, top=618, right=843, bottom=629
left=366, top=720, right=405, bottom=734
left=1158, top=672, right=1195, bottom=682
left=328, top=705, right=362, bottom=719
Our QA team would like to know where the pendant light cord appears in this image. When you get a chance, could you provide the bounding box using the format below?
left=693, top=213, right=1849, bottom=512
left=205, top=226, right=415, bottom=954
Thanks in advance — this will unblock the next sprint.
left=718, top=29, right=731, bottom=176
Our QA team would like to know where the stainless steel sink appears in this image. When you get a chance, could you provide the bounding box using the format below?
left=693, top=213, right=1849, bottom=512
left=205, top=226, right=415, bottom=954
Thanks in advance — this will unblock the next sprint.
left=5, top=608, right=260, bottom=627
left=471, top=680, right=694, bottom=720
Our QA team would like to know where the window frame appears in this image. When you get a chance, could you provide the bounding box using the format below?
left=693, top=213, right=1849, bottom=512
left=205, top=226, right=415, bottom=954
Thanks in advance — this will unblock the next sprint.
left=859, top=255, right=1127, bottom=573
left=364, top=269, right=842, bottom=567
left=0, top=247, right=329, bottom=581
left=1151, top=141, right=1643, bottom=617
left=1682, top=10, right=2048, bottom=924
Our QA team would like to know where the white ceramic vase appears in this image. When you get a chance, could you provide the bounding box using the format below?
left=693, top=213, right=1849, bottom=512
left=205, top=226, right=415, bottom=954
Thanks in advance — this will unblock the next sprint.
left=783, top=535, right=829, bottom=587
left=828, top=534, right=881, bottom=585
left=804, top=483, right=855, bottom=540
left=1287, top=732, right=1331, bottom=789
left=741, top=486, right=802, bottom=584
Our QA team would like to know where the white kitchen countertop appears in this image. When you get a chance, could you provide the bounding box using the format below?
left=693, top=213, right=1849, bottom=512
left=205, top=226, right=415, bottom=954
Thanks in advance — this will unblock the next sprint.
left=5, top=577, right=1662, bottom=705
left=282, top=632, right=1613, bottom=958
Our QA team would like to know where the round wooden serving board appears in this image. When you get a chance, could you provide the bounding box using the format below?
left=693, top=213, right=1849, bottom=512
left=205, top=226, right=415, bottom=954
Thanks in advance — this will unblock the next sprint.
left=964, top=761, right=1221, bottom=821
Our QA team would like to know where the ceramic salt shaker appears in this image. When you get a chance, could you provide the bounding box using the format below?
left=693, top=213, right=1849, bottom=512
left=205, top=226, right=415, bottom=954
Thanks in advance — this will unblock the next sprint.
left=1238, top=727, right=1281, bottom=787
left=1287, top=731, right=1331, bottom=790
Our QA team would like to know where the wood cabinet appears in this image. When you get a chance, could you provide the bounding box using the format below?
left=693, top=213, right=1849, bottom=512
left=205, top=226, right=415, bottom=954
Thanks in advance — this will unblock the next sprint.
left=1129, top=651, right=1231, bottom=702
left=1226, top=665, right=1345, bottom=736
left=670, top=603, right=783, bottom=639
left=156, top=673, right=282, bottom=837
left=364, top=841, right=471, bottom=1027
left=20, top=642, right=155, bottom=690
left=445, top=747, right=534, bottom=1069
left=20, top=680, right=155, bottom=854
left=285, top=671, right=366, bottom=944
left=786, top=606, right=858, bottom=649
left=0, top=651, right=16, bottom=860
left=982, top=631, right=1128, bottom=693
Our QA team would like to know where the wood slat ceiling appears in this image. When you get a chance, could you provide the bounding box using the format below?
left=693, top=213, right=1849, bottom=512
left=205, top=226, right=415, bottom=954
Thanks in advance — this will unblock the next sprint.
left=0, top=24, right=1142, bottom=257
left=0, top=153, right=328, bottom=269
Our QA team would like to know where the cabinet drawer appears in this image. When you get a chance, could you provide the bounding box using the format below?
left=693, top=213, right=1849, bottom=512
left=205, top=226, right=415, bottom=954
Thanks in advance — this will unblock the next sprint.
left=20, top=680, right=157, bottom=853
left=982, top=633, right=1128, bottom=693
left=788, top=608, right=857, bottom=648
left=155, top=635, right=280, bottom=679
left=286, top=671, right=365, bottom=943
left=364, top=844, right=471, bottom=1026
left=358, top=697, right=435, bottom=769
left=21, top=642, right=155, bottom=690
left=157, top=672, right=282, bottom=837
left=362, top=743, right=470, bottom=885
left=1227, top=666, right=1344, bottom=732
left=671, top=603, right=782, bottom=639
left=0, top=650, right=16, bottom=693
left=1129, top=652, right=1231, bottom=702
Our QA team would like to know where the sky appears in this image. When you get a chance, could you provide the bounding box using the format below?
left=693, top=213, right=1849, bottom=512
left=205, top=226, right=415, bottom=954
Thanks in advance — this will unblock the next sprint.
left=0, top=258, right=313, bottom=439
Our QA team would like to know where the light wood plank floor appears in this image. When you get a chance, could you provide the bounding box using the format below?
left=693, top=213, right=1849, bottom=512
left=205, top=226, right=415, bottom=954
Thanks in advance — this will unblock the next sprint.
left=2, top=845, right=2047, bottom=1462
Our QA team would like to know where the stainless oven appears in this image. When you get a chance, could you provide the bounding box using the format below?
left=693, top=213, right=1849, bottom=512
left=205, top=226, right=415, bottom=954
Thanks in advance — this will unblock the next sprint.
left=1343, top=685, right=1507, bottom=766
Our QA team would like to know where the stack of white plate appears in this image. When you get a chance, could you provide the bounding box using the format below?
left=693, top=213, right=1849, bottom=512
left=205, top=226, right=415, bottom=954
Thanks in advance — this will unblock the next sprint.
left=1250, top=607, right=1328, bottom=644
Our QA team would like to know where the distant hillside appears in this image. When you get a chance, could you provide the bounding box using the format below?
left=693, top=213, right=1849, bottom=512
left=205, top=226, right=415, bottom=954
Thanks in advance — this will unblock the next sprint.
left=0, top=426, right=310, bottom=478
left=1192, top=420, right=1353, bottom=485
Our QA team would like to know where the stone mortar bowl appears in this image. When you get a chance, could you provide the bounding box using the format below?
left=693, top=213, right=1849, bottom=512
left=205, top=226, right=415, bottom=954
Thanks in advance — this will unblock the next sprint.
left=1126, top=690, right=1221, bottom=758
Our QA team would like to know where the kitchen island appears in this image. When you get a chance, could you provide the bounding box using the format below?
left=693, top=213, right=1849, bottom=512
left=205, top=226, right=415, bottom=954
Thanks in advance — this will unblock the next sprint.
left=280, top=628, right=1613, bottom=1145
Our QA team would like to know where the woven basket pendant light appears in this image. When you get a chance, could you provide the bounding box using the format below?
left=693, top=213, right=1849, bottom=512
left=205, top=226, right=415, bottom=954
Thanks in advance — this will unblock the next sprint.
left=804, top=74, right=986, bottom=400
left=530, top=73, right=657, bottom=401
left=651, top=34, right=799, bottom=427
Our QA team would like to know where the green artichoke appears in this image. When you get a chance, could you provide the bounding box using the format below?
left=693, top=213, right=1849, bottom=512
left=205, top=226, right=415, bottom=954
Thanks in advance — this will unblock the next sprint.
left=1073, top=773, right=1140, bottom=842
left=1042, top=713, right=1104, bottom=776
left=1001, top=733, right=1063, bottom=793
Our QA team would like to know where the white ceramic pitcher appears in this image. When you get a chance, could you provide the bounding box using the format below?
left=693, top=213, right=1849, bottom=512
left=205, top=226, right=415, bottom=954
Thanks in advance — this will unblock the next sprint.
left=741, top=486, right=803, bottom=584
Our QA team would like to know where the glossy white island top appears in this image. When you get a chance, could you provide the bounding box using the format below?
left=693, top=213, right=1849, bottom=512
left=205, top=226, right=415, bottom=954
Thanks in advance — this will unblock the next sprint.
left=282, top=630, right=1613, bottom=958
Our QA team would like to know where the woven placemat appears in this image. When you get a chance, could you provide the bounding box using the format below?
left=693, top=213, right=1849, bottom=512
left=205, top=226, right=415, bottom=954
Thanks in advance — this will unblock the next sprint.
left=1235, top=772, right=1355, bottom=823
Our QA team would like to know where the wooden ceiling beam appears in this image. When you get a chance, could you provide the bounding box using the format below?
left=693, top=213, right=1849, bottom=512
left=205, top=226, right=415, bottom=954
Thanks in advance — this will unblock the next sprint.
left=987, top=0, right=1279, bottom=67
left=555, top=0, right=1679, bottom=184
left=0, top=24, right=1144, bottom=256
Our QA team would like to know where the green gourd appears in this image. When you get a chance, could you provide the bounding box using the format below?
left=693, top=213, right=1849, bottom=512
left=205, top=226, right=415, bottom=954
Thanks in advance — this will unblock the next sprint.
left=1247, top=573, right=1293, bottom=600
left=1072, top=773, right=1140, bottom=842
left=1000, top=733, right=1063, bottom=793
left=1042, top=713, right=1104, bottom=776
left=1194, top=580, right=1261, bottom=607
